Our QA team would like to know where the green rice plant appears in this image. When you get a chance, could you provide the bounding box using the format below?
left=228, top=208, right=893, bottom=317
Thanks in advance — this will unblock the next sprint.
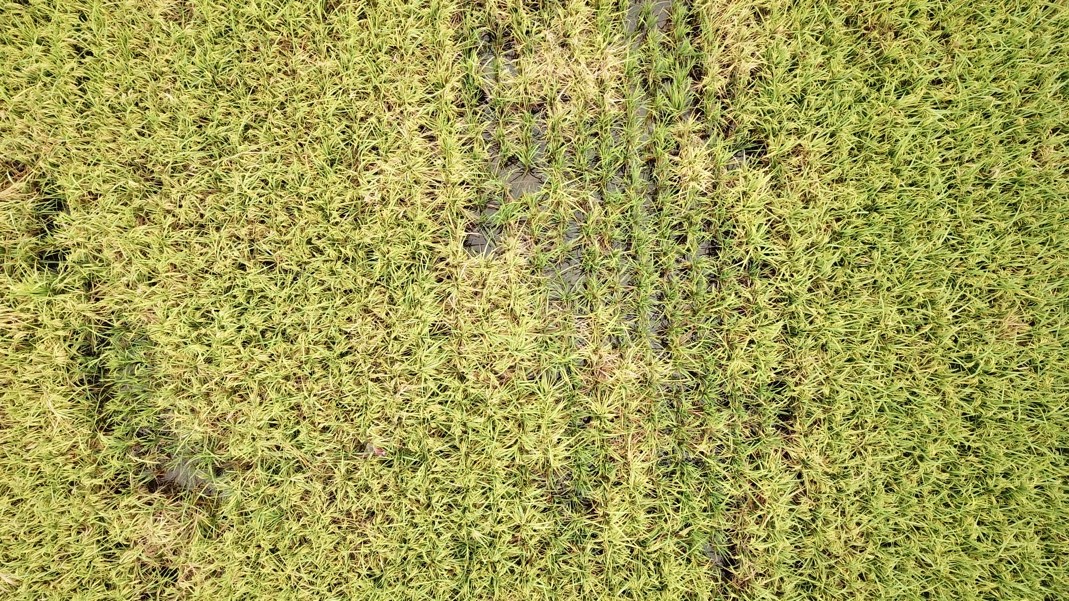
left=1, top=0, right=1067, bottom=598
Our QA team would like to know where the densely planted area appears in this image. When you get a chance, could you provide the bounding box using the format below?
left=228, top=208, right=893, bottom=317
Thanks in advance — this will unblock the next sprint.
left=1, top=0, right=1067, bottom=598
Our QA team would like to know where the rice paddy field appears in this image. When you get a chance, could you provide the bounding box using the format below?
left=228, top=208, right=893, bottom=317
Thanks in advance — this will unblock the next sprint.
left=1, top=0, right=1068, bottom=598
